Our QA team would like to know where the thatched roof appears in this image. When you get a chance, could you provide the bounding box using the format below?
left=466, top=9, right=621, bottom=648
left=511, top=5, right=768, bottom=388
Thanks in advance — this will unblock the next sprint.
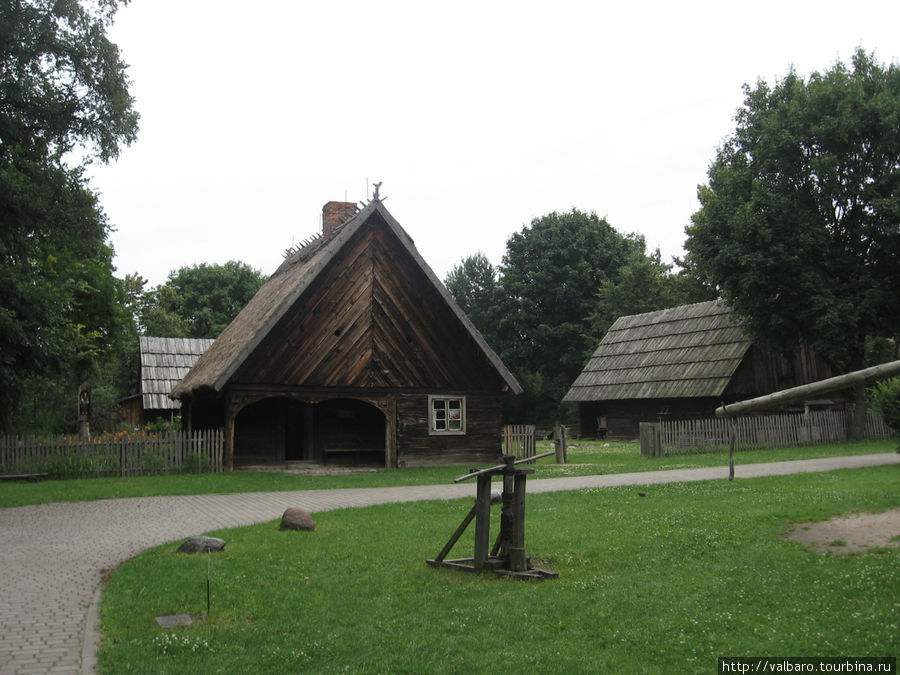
left=139, top=336, right=214, bottom=410
left=171, top=200, right=521, bottom=398
left=563, top=300, right=751, bottom=402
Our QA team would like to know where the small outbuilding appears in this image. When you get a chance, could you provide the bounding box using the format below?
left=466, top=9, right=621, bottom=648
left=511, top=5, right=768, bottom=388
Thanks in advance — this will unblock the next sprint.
left=171, top=199, right=522, bottom=469
left=563, top=300, right=838, bottom=438
left=119, top=336, right=214, bottom=427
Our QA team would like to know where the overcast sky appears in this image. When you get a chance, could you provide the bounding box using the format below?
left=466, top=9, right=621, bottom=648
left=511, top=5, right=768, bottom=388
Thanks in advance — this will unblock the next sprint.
left=87, top=1, right=899, bottom=289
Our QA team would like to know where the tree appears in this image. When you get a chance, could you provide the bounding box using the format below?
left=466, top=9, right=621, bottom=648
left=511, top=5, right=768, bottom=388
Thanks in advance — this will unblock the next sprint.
left=684, top=48, right=900, bottom=437
left=494, top=209, right=646, bottom=421
left=869, top=377, right=900, bottom=442
left=0, top=0, right=138, bottom=161
left=591, top=248, right=714, bottom=337
left=444, top=252, right=499, bottom=345
left=0, top=0, right=138, bottom=432
left=140, top=262, right=267, bottom=339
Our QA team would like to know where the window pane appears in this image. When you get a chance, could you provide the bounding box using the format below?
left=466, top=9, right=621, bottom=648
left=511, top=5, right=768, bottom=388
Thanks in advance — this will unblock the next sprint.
left=430, top=396, right=464, bottom=433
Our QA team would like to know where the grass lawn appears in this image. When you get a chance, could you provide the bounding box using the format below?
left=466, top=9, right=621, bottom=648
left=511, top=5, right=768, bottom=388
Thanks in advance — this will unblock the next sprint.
left=97, top=465, right=898, bottom=673
left=0, top=438, right=895, bottom=508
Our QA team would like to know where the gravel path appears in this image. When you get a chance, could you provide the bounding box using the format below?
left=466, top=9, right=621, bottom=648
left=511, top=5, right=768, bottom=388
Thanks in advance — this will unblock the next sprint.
left=0, top=452, right=896, bottom=674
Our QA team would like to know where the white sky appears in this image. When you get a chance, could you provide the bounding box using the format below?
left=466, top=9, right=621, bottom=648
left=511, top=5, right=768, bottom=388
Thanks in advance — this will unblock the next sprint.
left=87, top=0, right=900, bottom=289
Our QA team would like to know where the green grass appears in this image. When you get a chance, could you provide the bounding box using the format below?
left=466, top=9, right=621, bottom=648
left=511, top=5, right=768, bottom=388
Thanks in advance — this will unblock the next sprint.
left=0, top=439, right=894, bottom=508
left=97, top=465, right=898, bottom=673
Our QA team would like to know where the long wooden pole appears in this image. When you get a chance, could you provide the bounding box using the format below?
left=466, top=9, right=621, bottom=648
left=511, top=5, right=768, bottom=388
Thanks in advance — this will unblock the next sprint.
left=716, top=360, right=900, bottom=418
left=453, top=451, right=555, bottom=483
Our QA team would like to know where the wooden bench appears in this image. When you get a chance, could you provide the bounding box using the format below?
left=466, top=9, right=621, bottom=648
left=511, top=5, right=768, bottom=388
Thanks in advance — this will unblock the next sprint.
left=322, top=448, right=383, bottom=465
left=0, top=473, right=49, bottom=482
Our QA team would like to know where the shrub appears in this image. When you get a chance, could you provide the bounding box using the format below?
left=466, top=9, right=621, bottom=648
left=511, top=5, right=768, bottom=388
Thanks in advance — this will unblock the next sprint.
left=38, top=451, right=100, bottom=479
left=869, top=376, right=900, bottom=437
left=182, top=450, right=211, bottom=474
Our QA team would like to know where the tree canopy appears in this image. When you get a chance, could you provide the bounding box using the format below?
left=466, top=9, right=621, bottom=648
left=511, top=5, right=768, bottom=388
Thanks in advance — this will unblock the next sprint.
left=444, top=209, right=701, bottom=423
left=0, top=0, right=137, bottom=433
left=685, top=48, right=899, bottom=371
left=138, top=262, right=267, bottom=339
left=443, top=252, right=499, bottom=345
left=0, top=0, right=138, bottom=161
left=495, top=209, right=644, bottom=387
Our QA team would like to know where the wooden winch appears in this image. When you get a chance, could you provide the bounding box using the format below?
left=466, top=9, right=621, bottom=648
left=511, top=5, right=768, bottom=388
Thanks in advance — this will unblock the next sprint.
left=427, top=453, right=557, bottom=580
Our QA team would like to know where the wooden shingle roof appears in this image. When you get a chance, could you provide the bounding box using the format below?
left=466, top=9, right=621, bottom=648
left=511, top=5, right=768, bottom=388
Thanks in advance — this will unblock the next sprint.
left=563, top=300, right=751, bottom=402
left=139, top=336, right=214, bottom=410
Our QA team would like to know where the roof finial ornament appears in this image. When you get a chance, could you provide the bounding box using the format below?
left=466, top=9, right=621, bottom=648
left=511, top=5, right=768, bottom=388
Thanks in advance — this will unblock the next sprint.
left=372, top=181, right=382, bottom=202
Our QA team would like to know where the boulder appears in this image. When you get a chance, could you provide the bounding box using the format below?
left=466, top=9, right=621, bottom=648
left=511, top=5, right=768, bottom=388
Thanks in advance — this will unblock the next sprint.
left=177, top=536, right=226, bottom=554
left=280, top=507, right=316, bottom=531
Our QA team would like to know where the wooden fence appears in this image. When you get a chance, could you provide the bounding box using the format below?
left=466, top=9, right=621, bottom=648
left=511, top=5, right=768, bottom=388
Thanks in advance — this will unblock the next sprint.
left=0, top=429, right=224, bottom=478
left=653, top=410, right=893, bottom=456
left=503, top=424, right=569, bottom=463
left=503, top=425, right=536, bottom=460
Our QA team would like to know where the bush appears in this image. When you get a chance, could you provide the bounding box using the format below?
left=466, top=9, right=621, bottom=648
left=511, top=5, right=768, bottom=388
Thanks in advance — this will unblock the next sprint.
left=182, top=450, right=211, bottom=474
left=38, top=451, right=101, bottom=479
left=870, top=377, right=900, bottom=436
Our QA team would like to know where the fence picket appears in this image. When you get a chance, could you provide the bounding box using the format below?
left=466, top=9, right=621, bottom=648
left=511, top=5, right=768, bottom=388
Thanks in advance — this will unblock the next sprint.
left=0, top=429, right=225, bottom=478
left=503, top=425, right=536, bottom=459
left=661, top=409, right=893, bottom=455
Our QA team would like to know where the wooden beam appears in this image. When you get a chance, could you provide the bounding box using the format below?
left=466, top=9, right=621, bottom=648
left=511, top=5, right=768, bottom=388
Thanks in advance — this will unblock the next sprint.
left=716, top=360, right=900, bottom=418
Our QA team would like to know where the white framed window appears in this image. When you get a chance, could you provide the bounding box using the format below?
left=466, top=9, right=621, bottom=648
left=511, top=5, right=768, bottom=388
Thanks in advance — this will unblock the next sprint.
left=428, top=395, right=466, bottom=435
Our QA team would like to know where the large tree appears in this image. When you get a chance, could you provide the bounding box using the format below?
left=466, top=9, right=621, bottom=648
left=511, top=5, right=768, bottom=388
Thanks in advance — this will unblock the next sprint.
left=494, top=209, right=647, bottom=421
left=591, top=248, right=714, bottom=337
left=444, top=252, right=499, bottom=346
left=0, top=0, right=138, bottom=161
left=0, top=0, right=138, bottom=432
left=684, top=48, right=900, bottom=436
left=140, top=262, right=267, bottom=339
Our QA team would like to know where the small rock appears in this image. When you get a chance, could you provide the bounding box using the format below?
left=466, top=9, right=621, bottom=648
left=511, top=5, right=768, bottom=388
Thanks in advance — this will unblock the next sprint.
left=156, top=614, right=193, bottom=628
left=177, top=536, right=226, bottom=554
left=280, top=507, right=316, bottom=531
left=638, top=491, right=647, bottom=497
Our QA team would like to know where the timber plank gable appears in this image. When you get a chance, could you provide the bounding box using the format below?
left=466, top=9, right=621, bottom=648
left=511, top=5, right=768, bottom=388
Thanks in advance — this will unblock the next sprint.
left=233, top=215, right=504, bottom=391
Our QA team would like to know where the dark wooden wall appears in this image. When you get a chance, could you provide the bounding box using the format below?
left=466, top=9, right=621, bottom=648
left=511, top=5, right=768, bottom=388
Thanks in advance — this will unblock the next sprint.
left=577, top=398, right=724, bottom=439
left=726, top=344, right=838, bottom=399
left=396, top=392, right=504, bottom=467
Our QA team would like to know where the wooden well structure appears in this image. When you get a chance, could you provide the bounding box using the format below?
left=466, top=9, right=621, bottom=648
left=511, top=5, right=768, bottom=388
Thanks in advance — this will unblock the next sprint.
left=427, top=453, right=557, bottom=580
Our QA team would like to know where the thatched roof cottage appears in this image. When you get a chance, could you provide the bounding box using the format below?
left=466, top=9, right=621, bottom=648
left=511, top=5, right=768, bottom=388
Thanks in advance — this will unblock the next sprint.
left=171, top=199, right=521, bottom=469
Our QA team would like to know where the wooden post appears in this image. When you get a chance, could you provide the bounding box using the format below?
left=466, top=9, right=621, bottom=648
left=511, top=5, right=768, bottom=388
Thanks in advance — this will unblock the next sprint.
left=77, top=382, right=91, bottom=443
left=473, top=474, right=492, bottom=570
left=509, top=471, right=528, bottom=571
left=224, top=405, right=236, bottom=472
left=498, top=460, right=515, bottom=559
left=553, top=424, right=568, bottom=464
left=640, top=422, right=662, bottom=457
left=728, top=417, right=736, bottom=481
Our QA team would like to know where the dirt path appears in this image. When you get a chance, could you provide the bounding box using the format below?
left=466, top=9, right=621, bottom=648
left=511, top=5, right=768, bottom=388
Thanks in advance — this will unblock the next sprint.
left=784, top=508, right=900, bottom=554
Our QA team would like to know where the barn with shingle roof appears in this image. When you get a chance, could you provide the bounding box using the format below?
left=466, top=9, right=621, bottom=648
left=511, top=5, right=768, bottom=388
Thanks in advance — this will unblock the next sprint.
left=119, top=336, right=214, bottom=426
left=563, top=300, right=837, bottom=438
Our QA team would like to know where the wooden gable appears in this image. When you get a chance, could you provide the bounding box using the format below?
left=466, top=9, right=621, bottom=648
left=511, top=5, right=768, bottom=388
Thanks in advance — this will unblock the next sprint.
left=232, top=211, right=505, bottom=391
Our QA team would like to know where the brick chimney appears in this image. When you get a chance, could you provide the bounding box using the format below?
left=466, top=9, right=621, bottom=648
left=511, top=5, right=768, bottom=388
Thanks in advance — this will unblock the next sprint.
left=322, top=201, right=359, bottom=238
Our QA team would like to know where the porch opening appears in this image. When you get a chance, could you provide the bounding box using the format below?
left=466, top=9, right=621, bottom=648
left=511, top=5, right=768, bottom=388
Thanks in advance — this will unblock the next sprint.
left=232, top=397, right=386, bottom=467
left=317, top=398, right=386, bottom=467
